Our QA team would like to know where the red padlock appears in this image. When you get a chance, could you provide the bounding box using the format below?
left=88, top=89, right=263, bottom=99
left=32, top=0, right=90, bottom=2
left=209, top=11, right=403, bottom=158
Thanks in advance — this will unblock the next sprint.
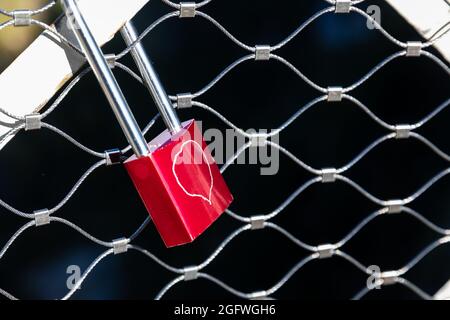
left=63, top=0, right=233, bottom=247
left=124, top=119, right=233, bottom=247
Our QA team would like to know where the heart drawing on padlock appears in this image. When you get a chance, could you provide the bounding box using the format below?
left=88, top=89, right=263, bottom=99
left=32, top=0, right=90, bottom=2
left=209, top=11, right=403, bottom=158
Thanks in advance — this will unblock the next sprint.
left=172, top=140, right=214, bottom=205
left=124, top=120, right=233, bottom=247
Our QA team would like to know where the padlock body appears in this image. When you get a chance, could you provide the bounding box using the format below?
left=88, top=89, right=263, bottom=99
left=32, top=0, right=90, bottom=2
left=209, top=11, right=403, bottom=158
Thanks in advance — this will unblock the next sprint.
left=124, top=120, right=233, bottom=247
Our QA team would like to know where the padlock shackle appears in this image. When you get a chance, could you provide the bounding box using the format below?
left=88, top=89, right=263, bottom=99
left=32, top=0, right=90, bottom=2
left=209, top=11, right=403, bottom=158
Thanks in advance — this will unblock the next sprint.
left=61, top=0, right=150, bottom=157
left=120, top=22, right=182, bottom=135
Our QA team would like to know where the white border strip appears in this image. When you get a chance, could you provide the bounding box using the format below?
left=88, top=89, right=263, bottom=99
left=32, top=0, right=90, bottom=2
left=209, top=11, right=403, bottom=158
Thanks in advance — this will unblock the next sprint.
left=0, top=0, right=149, bottom=149
left=385, top=0, right=450, bottom=61
left=435, top=279, right=450, bottom=300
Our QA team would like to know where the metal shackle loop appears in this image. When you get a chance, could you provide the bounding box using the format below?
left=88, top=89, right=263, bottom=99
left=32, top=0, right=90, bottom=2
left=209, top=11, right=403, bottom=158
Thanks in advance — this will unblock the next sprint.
left=120, top=21, right=182, bottom=135
left=61, top=0, right=149, bottom=157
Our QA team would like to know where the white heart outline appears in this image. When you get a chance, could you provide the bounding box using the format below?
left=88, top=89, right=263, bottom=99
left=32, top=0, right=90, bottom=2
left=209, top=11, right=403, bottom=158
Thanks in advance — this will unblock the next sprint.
left=172, top=140, right=214, bottom=205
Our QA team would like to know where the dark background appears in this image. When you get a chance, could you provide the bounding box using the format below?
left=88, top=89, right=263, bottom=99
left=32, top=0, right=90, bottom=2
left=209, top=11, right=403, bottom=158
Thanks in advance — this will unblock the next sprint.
left=0, top=0, right=449, bottom=299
